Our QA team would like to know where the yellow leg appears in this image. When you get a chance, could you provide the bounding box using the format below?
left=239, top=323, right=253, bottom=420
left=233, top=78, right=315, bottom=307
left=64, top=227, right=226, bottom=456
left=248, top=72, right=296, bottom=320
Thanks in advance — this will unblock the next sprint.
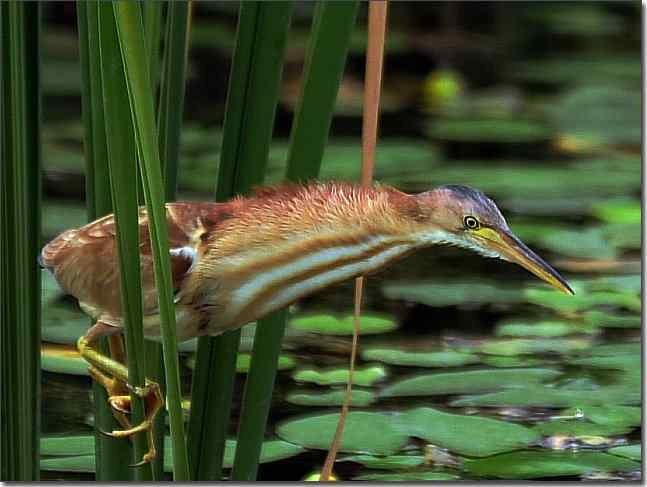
left=78, top=321, right=164, bottom=466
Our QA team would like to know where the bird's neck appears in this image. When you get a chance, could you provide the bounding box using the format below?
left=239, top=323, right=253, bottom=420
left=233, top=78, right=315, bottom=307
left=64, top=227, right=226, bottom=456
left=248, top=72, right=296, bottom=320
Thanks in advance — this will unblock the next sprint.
left=196, top=182, right=432, bottom=326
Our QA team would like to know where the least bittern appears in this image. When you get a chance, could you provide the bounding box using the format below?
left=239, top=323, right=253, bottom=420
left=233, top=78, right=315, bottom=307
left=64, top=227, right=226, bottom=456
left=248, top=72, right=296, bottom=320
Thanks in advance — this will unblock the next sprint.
left=41, top=182, right=573, bottom=464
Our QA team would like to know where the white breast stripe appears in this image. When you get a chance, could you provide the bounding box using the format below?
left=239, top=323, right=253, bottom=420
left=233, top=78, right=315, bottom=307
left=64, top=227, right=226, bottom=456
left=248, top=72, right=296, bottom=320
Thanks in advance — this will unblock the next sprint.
left=230, top=235, right=399, bottom=310
left=255, top=244, right=412, bottom=318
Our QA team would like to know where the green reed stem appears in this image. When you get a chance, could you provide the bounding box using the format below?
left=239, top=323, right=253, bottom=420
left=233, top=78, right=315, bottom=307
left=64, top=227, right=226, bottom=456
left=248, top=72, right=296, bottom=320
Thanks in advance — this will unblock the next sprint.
left=187, top=2, right=293, bottom=480
left=0, top=2, right=41, bottom=480
left=143, top=1, right=163, bottom=93
left=77, top=3, right=133, bottom=479
left=158, top=0, right=190, bottom=198
left=231, top=2, right=358, bottom=480
left=113, top=2, right=190, bottom=479
left=97, top=3, right=153, bottom=479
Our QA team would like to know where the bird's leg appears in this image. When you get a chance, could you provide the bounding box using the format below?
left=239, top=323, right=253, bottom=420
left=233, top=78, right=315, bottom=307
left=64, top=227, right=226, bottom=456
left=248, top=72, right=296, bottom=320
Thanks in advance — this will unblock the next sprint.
left=78, top=321, right=164, bottom=465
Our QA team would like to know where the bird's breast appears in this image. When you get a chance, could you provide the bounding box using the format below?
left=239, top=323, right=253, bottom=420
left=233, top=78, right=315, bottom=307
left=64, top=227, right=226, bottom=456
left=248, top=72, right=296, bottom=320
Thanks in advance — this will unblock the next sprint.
left=198, top=232, right=416, bottom=332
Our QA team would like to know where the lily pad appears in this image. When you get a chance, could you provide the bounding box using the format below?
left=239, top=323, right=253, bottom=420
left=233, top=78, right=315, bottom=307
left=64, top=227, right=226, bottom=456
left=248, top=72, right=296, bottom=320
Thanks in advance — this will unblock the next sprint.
left=481, top=356, right=545, bottom=368
left=583, top=311, right=641, bottom=329
left=235, top=353, right=296, bottom=374
left=524, top=287, right=640, bottom=313
left=353, top=471, right=460, bottom=481
left=608, top=445, right=641, bottom=462
left=41, top=343, right=88, bottom=376
left=276, top=412, right=408, bottom=456
left=292, top=365, right=387, bottom=387
left=397, top=407, right=540, bottom=457
left=382, top=280, right=523, bottom=307
left=536, top=227, right=616, bottom=259
left=533, top=419, right=633, bottom=438
left=465, top=450, right=639, bottom=479
left=289, top=313, right=397, bottom=336
left=428, top=118, right=553, bottom=144
left=286, top=389, right=375, bottom=407
left=478, top=338, right=591, bottom=356
left=592, top=200, right=641, bottom=225
left=570, top=354, right=639, bottom=372
left=380, top=368, right=560, bottom=397
left=495, top=320, right=586, bottom=338
left=40, top=436, right=304, bottom=472
left=361, top=348, right=480, bottom=368
left=451, top=385, right=640, bottom=408
left=586, top=342, right=641, bottom=357
left=560, top=405, right=641, bottom=428
left=341, top=454, right=425, bottom=470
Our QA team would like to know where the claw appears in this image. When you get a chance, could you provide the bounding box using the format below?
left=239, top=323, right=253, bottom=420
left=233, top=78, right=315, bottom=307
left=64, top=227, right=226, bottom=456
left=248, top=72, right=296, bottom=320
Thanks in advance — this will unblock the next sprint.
left=98, top=428, right=118, bottom=438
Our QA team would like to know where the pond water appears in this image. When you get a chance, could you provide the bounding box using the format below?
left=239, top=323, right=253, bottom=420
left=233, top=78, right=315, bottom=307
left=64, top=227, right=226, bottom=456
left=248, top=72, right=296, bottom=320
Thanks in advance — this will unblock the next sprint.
left=39, top=2, right=640, bottom=481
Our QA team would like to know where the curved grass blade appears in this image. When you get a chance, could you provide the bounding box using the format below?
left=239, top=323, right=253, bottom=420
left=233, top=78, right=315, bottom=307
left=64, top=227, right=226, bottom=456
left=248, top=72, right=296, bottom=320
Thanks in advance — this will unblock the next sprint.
left=96, top=3, right=152, bottom=479
left=187, top=2, right=294, bottom=480
left=231, top=1, right=359, bottom=481
left=112, top=2, right=189, bottom=479
left=76, top=2, right=133, bottom=479
left=0, top=2, right=41, bottom=480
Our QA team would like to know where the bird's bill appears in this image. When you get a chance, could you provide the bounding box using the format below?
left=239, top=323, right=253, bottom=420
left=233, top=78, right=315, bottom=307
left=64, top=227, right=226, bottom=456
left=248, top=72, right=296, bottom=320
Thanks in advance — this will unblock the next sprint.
left=475, top=227, right=575, bottom=295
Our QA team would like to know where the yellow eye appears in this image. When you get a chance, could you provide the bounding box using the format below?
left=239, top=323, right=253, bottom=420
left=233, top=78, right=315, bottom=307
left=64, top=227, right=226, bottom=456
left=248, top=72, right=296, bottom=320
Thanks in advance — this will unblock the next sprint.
left=464, top=216, right=480, bottom=230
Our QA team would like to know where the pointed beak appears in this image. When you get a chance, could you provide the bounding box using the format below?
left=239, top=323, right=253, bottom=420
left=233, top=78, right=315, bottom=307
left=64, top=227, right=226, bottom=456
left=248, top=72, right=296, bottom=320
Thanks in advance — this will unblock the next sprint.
left=477, top=227, right=575, bottom=295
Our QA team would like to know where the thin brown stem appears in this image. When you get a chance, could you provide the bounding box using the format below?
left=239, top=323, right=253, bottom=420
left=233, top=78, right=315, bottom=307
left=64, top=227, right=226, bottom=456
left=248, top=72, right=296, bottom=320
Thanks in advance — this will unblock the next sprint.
left=320, top=1, right=388, bottom=481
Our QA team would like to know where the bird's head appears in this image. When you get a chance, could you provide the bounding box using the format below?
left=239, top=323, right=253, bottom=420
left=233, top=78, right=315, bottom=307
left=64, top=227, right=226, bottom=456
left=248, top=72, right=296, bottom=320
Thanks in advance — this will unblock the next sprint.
left=415, top=184, right=574, bottom=295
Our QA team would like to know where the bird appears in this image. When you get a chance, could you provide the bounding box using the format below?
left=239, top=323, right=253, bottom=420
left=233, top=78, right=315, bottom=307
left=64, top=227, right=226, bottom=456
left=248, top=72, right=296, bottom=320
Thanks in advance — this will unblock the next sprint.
left=40, top=181, right=573, bottom=464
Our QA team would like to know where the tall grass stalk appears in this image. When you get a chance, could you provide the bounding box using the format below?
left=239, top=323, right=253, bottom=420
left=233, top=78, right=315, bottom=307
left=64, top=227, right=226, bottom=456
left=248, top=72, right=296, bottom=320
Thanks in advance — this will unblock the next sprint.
left=97, top=3, right=153, bottom=479
left=231, top=2, right=359, bottom=481
left=112, top=2, right=190, bottom=479
left=76, top=2, right=133, bottom=479
left=187, top=2, right=293, bottom=479
left=0, top=2, right=41, bottom=480
left=321, top=2, right=388, bottom=480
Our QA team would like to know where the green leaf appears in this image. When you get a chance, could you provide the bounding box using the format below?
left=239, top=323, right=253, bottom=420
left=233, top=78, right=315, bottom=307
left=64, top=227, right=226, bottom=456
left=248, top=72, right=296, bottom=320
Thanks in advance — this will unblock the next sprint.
left=382, top=280, right=523, bottom=307
left=276, top=412, right=409, bottom=456
left=397, top=407, right=540, bottom=457
left=361, top=348, right=480, bottom=367
left=495, top=320, right=587, bottom=337
left=236, top=353, right=296, bottom=374
left=381, top=368, right=560, bottom=397
left=428, top=117, right=553, bottom=144
left=293, top=365, right=387, bottom=387
left=285, top=389, right=375, bottom=407
left=478, top=338, right=592, bottom=356
left=607, top=445, right=641, bottom=462
left=341, top=454, right=425, bottom=470
left=560, top=405, right=641, bottom=428
left=289, top=313, right=398, bottom=335
left=533, top=420, right=634, bottom=438
left=524, top=287, right=640, bottom=313
left=353, top=471, right=460, bottom=481
left=592, top=199, right=641, bottom=225
left=465, top=450, right=639, bottom=479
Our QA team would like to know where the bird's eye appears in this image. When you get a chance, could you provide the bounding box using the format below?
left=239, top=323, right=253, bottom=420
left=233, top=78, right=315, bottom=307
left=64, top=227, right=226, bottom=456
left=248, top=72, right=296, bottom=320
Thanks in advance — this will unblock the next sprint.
left=464, top=216, right=480, bottom=230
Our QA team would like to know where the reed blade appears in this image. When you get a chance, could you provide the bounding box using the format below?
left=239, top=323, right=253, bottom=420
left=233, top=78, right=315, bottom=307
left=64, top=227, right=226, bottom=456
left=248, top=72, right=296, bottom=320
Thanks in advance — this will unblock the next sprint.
left=231, top=1, right=358, bottom=481
left=112, top=2, right=190, bottom=479
left=0, top=2, right=41, bottom=480
left=187, top=1, right=293, bottom=480
left=76, top=2, right=134, bottom=479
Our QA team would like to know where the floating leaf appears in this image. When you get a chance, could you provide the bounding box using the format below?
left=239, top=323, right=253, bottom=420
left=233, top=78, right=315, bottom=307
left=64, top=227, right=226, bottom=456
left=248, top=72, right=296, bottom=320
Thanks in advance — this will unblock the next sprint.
left=536, top=227, right=616, bottom=259
left=382, top=280, right=523, bottom=307
left=481, top=356, right=545, bottom=368
left=397, top=407, right=540, bottom=457
left=286, top=389, right=375, bottom=407
left=608, top=445, right=641, bottom=462
left=353, top=471, right=460, bottom=481
left=570, top=354, right=638, bottom=371
left=40, top=436, right=304, bottom=472
left=361, top=348, right=480, bottom=368
left=495, top=320, right=587, bottom=338
left=586, top=342, right=641, bottom=357
left=341, top=454, right=425, bottom=470
left=235, top=353, right=296, bottom=374
left=465, top=450, right=639, bottom=479
left=41, top=343, right=88, bottom=376
left=583, top=311, right=641, bottom=329
left=451, top=385, right=640, bottom=408
left=428, top=117, right=553, bottom=144
left=289, top=313, right=397, bottom=336
left=533, top=420, right=633, bottom=438
left=592, top=200, right=641, bottom=225
left=524, top=287, right=640, bottom=313
left=560, top=405, right=641, bottom=428
left=478, top=338, right=591, bottom=356
left=292, top=365, right=387, bottom=387
left=276, top=412, right=408, bottom=456
left=380, top=368, right=560, bottom=398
